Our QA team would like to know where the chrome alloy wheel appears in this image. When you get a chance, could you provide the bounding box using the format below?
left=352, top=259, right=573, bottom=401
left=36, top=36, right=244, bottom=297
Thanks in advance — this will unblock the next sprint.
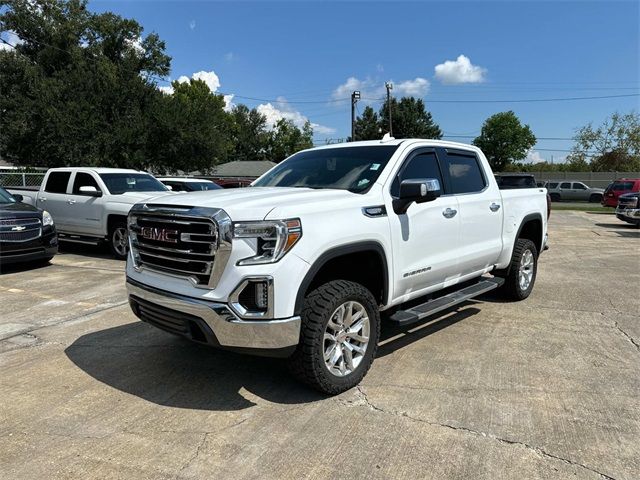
left=518, top=249, right=534, bottom=291
left=323, top=301, right=370, bottom=377
left=112, top=227, right=129, bottom=257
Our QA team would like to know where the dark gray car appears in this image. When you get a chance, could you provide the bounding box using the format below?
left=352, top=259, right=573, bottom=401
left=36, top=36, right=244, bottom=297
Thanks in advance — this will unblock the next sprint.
left=545, top=181, right=604, bottom=202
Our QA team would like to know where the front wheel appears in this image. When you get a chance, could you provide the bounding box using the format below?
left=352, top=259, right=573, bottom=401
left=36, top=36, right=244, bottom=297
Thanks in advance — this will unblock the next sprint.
left=109, top=222, right=129, bottom=260
left=589, top=193, right=602, bottom=203
left=288, top=280, right=380, bottom=395
left=498, top=238, right=538, bottom=300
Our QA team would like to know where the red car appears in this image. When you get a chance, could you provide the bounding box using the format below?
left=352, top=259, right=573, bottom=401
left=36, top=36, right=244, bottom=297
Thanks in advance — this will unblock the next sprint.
left=601, top=178, right=640, bottom=207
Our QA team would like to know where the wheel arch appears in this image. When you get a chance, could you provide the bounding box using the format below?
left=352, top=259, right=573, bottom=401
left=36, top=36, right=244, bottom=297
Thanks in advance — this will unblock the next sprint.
left=496, top=213, right=544, bottom=277
left=294, top=241, right=389, bottom=316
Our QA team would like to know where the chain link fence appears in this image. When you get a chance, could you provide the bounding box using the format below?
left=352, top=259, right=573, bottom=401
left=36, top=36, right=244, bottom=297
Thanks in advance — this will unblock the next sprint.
left=0, top=170, right=47, bottom=188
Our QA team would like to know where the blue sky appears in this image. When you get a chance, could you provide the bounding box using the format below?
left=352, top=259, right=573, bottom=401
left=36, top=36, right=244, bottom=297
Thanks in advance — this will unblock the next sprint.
left=93, top=0, right=639, bottom=163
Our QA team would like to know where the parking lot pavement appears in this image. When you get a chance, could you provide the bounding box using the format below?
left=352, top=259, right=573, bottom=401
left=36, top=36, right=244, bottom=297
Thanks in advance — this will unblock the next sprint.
left=0, top=212, right=638, bottom=480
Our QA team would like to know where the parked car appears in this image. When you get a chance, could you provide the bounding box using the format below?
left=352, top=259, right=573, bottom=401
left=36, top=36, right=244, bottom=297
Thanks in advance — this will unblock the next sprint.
left=0, top=186, right=58, bottom=266
left=157, top=177, right=222, bottom=192
left=545, top=181, right=604, bottom=202
left=125, top=139, right=548, bottom=394
left=8, top=168, right=172, bottom=259
left=213, top=178, right=253, bottom=188
left=602, top=178, right=640, bottom=207
left=615, top=192, right=640, bottom=227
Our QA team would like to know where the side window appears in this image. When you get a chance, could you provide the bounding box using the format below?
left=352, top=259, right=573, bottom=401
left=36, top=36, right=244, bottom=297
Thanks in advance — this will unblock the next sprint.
left=390, top=151, right=443, bottom=197
left=445, top=151, right=486, bottom=194
left=560, top=182, right=571, bottom=189
left=548, top=183, right=558, bottom=189
left=573, top=183, right=586, bottom=190
left=73, top=173, right=101, bottom=194
left=170, top=182, right=186, bottom=192
left=44, top=172, right=72, bottom=194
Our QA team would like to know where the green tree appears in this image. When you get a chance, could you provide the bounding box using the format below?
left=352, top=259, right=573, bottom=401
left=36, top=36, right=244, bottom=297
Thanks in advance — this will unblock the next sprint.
left=0, top=0, right=170, bottom=168
left=567, top=112, right=640, bottom=171
left=266, top=119, right=313, bottom=162
left=229, top=105, right=269, bottom=161
left=353, top=106, right=381, bottom=141
left=473, top=111, right=536, bottom=171
left=379, top=97, right=442, bottom=139
left=147, top=79, right=232, bottom=173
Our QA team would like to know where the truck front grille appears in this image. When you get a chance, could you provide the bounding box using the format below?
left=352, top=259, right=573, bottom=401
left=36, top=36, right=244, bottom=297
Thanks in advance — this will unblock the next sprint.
left=0, top=217, right=41, bottom=242
left=128, top=205, right=232, bottom=289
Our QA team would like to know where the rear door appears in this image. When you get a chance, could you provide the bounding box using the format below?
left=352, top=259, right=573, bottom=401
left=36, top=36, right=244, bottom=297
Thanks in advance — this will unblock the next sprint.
left=40, top=171, right=73, bottom=230
left=572, top=182, right=588, bottom=201
left=386, top=147, right=460, bottom=298
left=440, top=148, right=503, bottom=277
left=559, top=181, right=573, bottom=200
left=67, top=171, right=105, bottom=236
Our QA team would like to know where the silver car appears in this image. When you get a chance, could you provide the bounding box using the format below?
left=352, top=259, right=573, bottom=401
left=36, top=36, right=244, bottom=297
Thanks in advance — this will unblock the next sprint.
left=545, top=181, right=604, bottom=202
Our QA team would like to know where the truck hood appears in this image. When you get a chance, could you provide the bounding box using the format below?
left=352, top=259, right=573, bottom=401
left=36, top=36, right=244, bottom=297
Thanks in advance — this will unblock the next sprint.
left=110, top=191, right=176, bottom=205
left=140, top=187, right=364, bottom=220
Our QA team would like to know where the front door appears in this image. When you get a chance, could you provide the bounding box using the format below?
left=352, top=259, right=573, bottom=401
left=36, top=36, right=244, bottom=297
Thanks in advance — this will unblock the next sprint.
left=386, top=148, right=460, bottom=300
left=67, top=171, right=104, bottom=236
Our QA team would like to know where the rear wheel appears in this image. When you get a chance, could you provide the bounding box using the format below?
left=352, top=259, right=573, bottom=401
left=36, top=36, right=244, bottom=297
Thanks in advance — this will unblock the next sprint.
left=498, top=238, right=538, bottom=300
left=589, top=193, right=602, bottom=203
left=549, top=193, right=561, bottom=202
left=109, top=221, right=128, bottom=260
left=288, top=280, right=380, bottom=395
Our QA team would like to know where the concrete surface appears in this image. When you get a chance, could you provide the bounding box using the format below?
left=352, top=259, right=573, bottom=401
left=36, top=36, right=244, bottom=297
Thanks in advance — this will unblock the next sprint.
left=0, top=211, right=638, bottom=480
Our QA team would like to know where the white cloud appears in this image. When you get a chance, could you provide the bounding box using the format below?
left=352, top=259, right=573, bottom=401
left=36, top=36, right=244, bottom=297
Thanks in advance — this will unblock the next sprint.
left=394, top=77, right=430, bottom=96
left=434, top=55, right=487, bottom=84
left=189, top=20, right=196, bottom=30
left=158, top=85, right=174, bottom=95
left=332, top=76, right=430, bottom=102
left=125, top=37, right=145, bottom=57
left=0, top=31, right=22, bottom=51
left=376, top=63, right=384, bottom=73
left=158, top=70, right=222, bottom=96
left=256, top=97, right=336, bottom=135
left=223, top=94, right=235, bottom=112
left=525, top=150, right=546, bottom=164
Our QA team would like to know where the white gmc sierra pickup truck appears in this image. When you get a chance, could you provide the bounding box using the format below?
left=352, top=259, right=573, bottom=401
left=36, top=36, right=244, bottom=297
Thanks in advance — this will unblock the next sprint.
left=9, top=168, right=171, bottom=259
left=126, top=139, right=548, bottom=394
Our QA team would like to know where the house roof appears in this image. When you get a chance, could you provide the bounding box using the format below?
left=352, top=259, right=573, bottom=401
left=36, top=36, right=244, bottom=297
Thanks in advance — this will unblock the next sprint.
left=211, top=160, right=276, bottom=178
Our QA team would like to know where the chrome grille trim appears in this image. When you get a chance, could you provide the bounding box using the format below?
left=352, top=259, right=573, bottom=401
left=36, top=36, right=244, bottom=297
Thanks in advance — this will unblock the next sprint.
left=128, top=204, right=232, bottom=289
left=0, top=217, right=42, bottom=242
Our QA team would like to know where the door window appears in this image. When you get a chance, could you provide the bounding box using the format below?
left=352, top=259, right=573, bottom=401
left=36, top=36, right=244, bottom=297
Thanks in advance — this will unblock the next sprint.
left=73, top=173, right=101, bottom=195
left=390, top=151, right=444, bottom=197
left=560, top=182, right=571, bottom=189
left=572, top=183, right=587, bottom=190
left=44, top=172, right=72, bottom=194
left=548, top=183, right=558, bottom=189
left=444, top=151, right=486, bottom=194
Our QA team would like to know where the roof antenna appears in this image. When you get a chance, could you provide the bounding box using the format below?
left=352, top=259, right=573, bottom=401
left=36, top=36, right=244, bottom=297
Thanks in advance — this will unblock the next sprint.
left=381, top=132, right=395, bottom=143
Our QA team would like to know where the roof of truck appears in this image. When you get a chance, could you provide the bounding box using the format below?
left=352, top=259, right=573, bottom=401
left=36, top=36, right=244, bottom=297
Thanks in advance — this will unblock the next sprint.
left=157, top=177, right=215, bottom=183
left=48, top=167, right=142, bottom=174
left=310, top=138, right=480, bottom=151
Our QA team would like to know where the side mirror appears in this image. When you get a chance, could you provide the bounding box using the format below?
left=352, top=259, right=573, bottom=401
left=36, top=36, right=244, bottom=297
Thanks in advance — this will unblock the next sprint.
left=13, top=193, right=23, bottom=202
left=393, top=178, right=441, bottom=214
left=79, top=186, right=102, bottom=197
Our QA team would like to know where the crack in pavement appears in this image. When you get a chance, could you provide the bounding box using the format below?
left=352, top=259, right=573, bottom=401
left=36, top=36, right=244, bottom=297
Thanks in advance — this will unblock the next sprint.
left=606, top=300, right=640, bottom=354
left=341, top=386, right=616, bottom=480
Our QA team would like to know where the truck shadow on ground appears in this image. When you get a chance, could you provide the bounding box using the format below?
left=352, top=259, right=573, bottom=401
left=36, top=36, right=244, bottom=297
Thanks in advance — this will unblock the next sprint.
left=64, top=306, right=480, bottom=411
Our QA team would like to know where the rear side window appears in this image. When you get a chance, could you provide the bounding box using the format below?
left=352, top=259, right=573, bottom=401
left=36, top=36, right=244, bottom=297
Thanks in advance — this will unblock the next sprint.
left=444, top=151, right=486, bottom=194
left=573, top=183, right=587, bottom=190
left=44, top=171, right=71, bottom=194
left=549, top=183, right=559, bottom=189
left=560, top=182, right=571, bottom=189
left=612, top=181, right=634, bottom=191
left=164, top=181, right=186, bottom=192
left=391, top=151, right=443, bottom=197
left=73, top=173, right=100, bottom=194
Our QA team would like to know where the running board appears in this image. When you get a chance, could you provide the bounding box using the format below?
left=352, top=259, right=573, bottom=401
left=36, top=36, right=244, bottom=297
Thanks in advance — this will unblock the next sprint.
left=58, top=233, right=101, bottom=245
left=389, top=277, right=504, bottom=327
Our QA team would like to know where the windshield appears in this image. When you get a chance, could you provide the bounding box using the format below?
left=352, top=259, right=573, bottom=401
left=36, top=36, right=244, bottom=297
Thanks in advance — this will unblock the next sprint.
left=253, top=145, right=400, bottom=193
left=99, top=173, right=168, bottom=194
left=187, top=182, right=221, bottom=191
left=0, top=187, right=16, bottom=204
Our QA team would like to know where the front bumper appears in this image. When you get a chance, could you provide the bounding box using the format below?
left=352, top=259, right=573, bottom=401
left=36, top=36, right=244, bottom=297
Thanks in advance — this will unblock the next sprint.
left=126, top=278, right=301, bottom=357
left=615, top=207, right=640, bottom=223
left=0, top=229, right=58, bottom=265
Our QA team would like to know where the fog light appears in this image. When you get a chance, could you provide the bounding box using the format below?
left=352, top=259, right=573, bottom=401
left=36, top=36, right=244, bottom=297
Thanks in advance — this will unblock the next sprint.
left=255, top=281, right=268, bottom=310
left=232, top=277, right=273, bottom=318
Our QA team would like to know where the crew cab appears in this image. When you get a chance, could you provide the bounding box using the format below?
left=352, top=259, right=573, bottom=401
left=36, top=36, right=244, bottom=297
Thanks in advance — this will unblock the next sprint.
left=9, top=168, right=171, bottom=259
left=0, top=186, right=58, bottom=266
left=125, top=139, right=548, bottom=394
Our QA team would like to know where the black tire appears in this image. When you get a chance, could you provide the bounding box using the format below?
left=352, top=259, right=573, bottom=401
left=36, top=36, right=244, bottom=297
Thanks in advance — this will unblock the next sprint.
left=549, top=193, right=561, bottom=202
left=288, top=280, right=380, bottom=395
left=589, top=193, right=602, bottom=203
left=498, top=238, right=538, bottom=301
left=108, top=221, right=129, bottom=260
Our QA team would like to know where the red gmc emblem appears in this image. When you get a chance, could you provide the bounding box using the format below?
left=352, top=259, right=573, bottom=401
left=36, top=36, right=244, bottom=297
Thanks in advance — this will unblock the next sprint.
left=140, top=226, right=179, bottom=243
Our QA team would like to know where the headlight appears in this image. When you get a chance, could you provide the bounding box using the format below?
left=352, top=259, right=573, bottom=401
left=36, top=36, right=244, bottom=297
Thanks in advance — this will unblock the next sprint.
left=42, top=210, right=54, bottom=227
left=233, top=219, right=302, bottom=265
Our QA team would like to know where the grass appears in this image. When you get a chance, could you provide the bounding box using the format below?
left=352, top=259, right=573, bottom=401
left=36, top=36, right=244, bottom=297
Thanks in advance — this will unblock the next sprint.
left=551, top=204, right=613, bottom=213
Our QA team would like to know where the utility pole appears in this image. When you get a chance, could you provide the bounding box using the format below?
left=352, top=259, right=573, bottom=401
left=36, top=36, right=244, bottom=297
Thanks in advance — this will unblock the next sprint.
left=351, top=91, right=360, bottom=141
left=385, top=82, right=393, bottom=136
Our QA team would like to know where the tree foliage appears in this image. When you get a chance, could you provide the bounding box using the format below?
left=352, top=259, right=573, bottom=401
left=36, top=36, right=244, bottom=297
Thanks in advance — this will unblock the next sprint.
left=353, top=97, right=442, bottom=141
left=567, top=112, right=640, bottom=172
left=473, top=111, right=536, bottom=171
left=266, top=119, right=313, bottom=162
